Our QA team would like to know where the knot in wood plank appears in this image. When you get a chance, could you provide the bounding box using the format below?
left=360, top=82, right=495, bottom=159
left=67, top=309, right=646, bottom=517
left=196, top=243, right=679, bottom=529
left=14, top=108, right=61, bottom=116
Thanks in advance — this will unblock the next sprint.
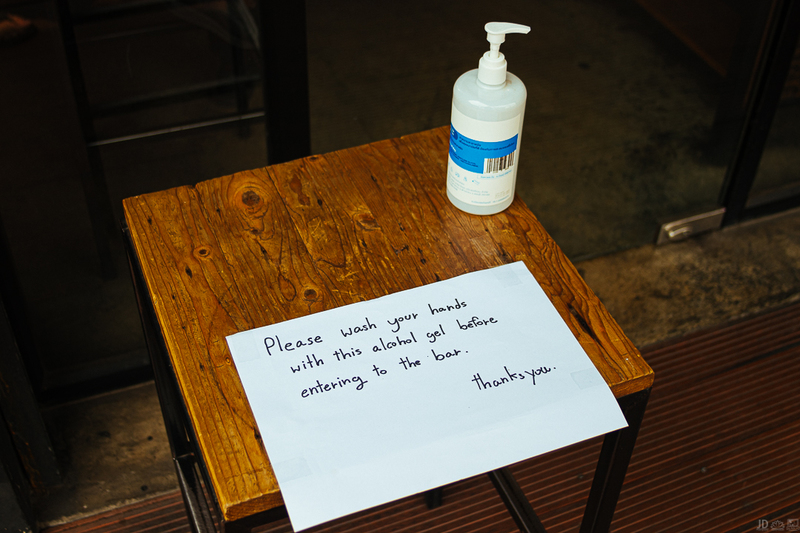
left=355, top=212, right=381, bottom=231
left=193, top=246, right=211, bottom=259
left=241, top=190, right=261, bottom=207
left=289, top=176, right=311, bottom=206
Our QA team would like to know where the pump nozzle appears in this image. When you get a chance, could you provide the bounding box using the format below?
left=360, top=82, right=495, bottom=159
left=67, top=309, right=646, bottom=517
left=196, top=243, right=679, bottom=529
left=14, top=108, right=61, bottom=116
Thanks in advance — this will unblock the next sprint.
left=478, top=22, right=530, bottom=86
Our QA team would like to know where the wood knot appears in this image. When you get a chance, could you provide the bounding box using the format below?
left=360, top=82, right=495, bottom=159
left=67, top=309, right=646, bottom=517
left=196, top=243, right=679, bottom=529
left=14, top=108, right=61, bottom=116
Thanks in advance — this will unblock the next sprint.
left=193, top=246, right=211, bottom=259
left=289, top=176, right=310, bottom=206
left=355, top=213, right=381, bottom=231
left=304, top=288, right=318, bottom=301
left=242, top=190, right=261, bottom=206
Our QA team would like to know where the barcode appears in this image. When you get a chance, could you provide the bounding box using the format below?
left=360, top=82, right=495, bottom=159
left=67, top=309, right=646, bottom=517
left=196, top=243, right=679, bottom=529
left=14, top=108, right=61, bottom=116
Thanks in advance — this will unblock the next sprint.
left=484, top=151, right=516, bottom=173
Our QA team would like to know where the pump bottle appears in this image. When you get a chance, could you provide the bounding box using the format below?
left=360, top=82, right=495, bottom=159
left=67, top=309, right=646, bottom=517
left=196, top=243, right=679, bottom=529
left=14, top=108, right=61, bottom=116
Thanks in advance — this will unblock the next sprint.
left=447, top=22, right=530, bottom=215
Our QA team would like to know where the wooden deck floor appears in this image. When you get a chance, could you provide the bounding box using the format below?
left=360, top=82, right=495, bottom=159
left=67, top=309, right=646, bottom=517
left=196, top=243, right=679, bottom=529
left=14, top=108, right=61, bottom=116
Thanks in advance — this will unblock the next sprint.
left=44, top=302, right=800, bottom=533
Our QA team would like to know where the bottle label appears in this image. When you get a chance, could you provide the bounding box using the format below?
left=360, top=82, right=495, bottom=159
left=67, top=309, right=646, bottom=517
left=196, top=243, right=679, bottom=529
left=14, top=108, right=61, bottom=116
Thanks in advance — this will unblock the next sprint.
left=447, top=107, right=521, bottom=207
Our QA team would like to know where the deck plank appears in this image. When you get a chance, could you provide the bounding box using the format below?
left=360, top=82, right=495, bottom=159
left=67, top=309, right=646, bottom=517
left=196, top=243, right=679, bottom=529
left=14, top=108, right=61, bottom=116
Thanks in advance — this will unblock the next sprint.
left=43, top=301, right=800, bottom=532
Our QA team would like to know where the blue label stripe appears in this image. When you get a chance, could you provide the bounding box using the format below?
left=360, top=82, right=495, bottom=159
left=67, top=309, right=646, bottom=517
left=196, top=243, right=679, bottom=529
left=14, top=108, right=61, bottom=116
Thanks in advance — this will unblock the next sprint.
left=449, top=125, right=518, bottom=173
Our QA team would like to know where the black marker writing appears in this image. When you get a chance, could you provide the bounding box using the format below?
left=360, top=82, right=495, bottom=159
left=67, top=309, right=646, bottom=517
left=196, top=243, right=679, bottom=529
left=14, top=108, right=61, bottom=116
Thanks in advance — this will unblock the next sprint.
left=333, top=347, right=362, bottom=361
left=387, top=313, right=419, bottom=332
left=428, top=298, right=467, bottom=315
left=525, top=366, right=554, bottom=385
left=264, top=334, right=323, bottom=356
left=431, top=347, right=462, bottom=361
left=456, top=316, right=497, bottom=330
left=340, top=317, right=377, bottom=337
left=372, top=332, right=417, bottom=352
left=399, top=356, right=421, bottom=370
left=472, top=366, right=553, bottom=391
left=300, top=376, right=368, bottom=398
left=471, top=367, right=524, bottom=390
left=289, top=353, right=324, bottom=373
left=426, top=324, right=445, bottom=343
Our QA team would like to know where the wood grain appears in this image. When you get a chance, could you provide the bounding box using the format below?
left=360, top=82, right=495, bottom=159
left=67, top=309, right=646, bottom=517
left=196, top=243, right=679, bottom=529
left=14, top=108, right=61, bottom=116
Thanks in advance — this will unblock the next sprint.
left=123, top=126, right=653, bottom=523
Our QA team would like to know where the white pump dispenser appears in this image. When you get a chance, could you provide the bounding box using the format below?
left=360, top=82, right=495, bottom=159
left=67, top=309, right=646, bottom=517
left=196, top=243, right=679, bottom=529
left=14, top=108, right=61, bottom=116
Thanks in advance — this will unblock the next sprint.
left=478, top=22, right=530, bottom=86
left=447, top=22, right=531, bottom=215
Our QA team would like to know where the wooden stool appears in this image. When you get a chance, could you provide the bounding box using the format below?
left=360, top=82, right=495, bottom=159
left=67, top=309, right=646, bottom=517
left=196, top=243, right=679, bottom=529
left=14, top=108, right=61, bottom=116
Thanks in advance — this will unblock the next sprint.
left=123, top=126, right=653, bottom=532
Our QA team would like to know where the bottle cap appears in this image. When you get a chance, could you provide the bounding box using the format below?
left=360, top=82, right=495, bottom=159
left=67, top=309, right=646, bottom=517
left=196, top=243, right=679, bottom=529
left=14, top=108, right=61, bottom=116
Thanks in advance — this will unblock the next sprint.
left=478, top=22, right=531, bottom=86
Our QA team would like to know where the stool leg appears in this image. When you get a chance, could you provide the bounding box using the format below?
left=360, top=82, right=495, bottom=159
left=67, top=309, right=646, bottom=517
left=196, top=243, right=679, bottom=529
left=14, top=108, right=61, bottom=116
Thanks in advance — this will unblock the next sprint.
left=175, top=454, right=216, bottom=533
left=125, top=226, right=215, bottom=532
left=488, top=467, right=547, bottom=533
left=580, top=388, right=651, bottom=533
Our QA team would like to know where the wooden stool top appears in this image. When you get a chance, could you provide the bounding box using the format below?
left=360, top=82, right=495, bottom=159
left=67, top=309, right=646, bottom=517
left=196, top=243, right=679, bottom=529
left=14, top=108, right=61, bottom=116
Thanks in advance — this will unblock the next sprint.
left=123, top=126, right=653, bottom=523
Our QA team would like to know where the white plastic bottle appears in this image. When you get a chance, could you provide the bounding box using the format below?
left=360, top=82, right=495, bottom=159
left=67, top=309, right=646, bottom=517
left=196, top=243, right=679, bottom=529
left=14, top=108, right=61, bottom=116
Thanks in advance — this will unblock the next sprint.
left=447, top=22, right=530, bottom=215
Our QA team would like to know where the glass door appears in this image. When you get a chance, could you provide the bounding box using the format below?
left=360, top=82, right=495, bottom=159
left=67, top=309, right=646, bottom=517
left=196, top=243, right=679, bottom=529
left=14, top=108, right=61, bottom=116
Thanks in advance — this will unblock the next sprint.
left=718, top=0, right=800, bottom=225
left=3, top=0, right=798, bottom=400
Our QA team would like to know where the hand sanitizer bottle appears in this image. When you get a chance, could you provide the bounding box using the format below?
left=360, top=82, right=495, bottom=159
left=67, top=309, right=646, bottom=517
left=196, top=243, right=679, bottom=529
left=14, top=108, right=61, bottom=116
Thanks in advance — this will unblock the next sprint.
left=447, top=22, right=530, bottom=215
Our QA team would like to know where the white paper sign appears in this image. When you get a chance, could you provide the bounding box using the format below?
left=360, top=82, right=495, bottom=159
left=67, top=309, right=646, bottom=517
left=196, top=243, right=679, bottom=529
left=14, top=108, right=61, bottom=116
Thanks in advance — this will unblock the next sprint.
left=227, top=262, right=627, bottom=531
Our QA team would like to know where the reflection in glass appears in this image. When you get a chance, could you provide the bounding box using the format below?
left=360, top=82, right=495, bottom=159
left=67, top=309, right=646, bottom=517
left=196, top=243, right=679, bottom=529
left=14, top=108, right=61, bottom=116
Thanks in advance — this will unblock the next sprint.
left=747, top=59, right=800, bottom=208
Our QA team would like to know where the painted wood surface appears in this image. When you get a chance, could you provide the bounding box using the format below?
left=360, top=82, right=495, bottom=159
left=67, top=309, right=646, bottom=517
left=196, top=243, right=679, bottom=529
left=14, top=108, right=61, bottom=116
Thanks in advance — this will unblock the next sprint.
left=123, top=126, right=653, bottom=522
